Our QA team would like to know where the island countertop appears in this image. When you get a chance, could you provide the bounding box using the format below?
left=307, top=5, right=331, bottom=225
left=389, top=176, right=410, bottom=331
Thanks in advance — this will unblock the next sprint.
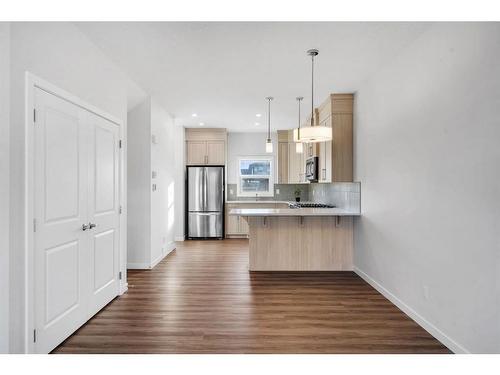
left=229, top=208, right=360, bottom=217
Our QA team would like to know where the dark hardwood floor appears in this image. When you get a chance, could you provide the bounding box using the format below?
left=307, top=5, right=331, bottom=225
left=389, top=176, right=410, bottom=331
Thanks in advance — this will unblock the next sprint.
left=53, top=239, right=451, bottom=353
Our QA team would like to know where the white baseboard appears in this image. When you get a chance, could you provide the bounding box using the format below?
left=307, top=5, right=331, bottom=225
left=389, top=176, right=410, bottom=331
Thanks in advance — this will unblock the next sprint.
left=175, top=235, right=185, bottom=241
left=151, top=242, right=176, bottom=269
left=354, top=266, right=469, bottom=354
left=165, top=241, right=176, bottom=255
left=119, top=282, right=128, bottom=295
left=127, top=262, right=150, bottom=269
left=128, top=242, right=177, bottom=270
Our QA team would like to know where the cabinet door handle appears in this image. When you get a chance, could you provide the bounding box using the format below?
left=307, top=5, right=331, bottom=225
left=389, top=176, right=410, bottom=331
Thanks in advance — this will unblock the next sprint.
left=89, top=222, right=97, bottom=229
left=82, top=223, right=89, bottom=231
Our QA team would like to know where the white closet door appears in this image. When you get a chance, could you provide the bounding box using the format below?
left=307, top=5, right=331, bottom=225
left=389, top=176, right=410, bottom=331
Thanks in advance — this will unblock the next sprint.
left=86, top=111, right=120, bottom=317
left=34, top=88, right=89, bottom=353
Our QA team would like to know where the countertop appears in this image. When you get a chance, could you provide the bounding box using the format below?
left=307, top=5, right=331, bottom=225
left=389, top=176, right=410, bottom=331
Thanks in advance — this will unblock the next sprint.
left=229, top=208, right=360, bottom=217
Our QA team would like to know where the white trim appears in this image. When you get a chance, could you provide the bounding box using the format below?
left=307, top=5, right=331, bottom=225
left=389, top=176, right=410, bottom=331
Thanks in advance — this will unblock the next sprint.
left=24, top=72, right=126, bottom=354
left=119, top=283, right=128, bottom=295
left=151, top=242, right=176, bottom=268
left=128, top=242, right=176, bottom=270
left=127, top=262, right=152, bottom=270
left=165, top=241, right=176, bottom=255
left=354, top=266, right=469, bottom=354
left=175, top=236, right=185, bottom=242
left=236, top=155, right=274, bottom=197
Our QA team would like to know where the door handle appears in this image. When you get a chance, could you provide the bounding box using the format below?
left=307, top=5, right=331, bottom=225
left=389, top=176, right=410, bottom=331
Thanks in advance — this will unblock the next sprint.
left=82, top=223, right=89, bottom=231
left=89, top=222, right=97, bottom=229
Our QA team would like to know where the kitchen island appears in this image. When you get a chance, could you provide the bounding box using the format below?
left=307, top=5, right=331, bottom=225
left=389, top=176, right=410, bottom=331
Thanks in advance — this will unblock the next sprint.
left=229, top=207, right=360, bottom=271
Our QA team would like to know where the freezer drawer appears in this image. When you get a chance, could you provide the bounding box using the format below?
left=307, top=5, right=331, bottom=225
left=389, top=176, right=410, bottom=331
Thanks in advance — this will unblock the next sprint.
left=188, top=212, right=223, bottom=238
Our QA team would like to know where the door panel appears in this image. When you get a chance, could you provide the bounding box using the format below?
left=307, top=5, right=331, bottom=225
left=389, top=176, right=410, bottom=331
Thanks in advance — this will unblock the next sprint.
left=206, top=140, right=225, bottom=164
left=205, top=167, right=223, bottom=212
left=43, top=107, right=80, bottom=222
left=93, top=229, right=115, bottom=292
left=45, top=241, right=80, bottom=325
left=186, top=141, right=206, bottom=165
left=86, top=111, right=120, bottom=317
left=188, top=167, right=205, bottom=212
left=34, top=88, right=88, bottom=354
left=94, top=126, right=116, bottom=213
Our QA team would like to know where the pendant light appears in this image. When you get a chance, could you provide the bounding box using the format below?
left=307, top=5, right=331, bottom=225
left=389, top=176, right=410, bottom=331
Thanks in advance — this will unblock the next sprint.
left=265, top=96, right=274, bottom=153
left=295, top=96, right=304, bottom=153
left=293, top=49, right=332, bottom=143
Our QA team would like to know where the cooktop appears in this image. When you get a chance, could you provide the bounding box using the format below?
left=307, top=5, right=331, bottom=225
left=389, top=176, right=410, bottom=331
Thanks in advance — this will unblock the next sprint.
left=288, top=202, right=336, bottom=208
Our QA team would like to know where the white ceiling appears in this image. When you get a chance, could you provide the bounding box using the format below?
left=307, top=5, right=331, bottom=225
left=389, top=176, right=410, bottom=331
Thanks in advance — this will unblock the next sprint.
left=76, top=22, right=431, bottom=132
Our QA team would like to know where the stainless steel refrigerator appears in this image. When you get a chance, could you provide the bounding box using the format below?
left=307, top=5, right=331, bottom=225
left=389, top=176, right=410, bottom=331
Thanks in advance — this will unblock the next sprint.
left=187, top=166, right=224, bottom=239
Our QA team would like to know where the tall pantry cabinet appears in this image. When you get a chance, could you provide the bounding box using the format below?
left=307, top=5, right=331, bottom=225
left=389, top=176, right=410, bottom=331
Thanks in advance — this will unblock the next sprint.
left=127, top=97, right=176, bottom=269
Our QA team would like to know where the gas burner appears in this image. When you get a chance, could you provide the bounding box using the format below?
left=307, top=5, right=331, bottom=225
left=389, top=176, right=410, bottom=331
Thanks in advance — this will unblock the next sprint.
left=288, top=202, right=335, bottom=209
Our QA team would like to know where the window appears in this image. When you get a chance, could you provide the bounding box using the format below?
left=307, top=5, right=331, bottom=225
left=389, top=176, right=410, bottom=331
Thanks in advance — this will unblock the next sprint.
left=237, top=157, right=274, bottom=197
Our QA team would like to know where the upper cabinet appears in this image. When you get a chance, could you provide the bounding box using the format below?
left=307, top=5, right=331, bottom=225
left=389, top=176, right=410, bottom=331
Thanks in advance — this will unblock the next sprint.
left=276, top=93, right=354, bottom=184
left=277, top=130, right=289, bottom=184
left=185, top=128, right=227, bottom=165
left=317, top=94, right=353, bottom=182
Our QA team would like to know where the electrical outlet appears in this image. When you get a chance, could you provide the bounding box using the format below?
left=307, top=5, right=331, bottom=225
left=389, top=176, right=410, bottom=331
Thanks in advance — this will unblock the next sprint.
left=276, top=188, right=280, bottom=195
left=229, top=188, right=233, bottom=195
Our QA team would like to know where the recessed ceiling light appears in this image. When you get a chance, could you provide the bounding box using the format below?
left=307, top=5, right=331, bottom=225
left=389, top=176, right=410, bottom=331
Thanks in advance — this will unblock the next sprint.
left=256, top=113, right=262, bottom=118
left=255, top=122, right=260, bottom=126
left=199, top=122, right=205, bottom=126
left=191, top=113, right=198, bottom=117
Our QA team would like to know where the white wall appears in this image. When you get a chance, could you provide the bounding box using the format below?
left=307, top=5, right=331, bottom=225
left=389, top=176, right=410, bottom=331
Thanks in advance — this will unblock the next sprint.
left=127, top=99, right=151, bottom=266
left=0, top=22, right=10, bottom=354
left=150, top=98, right=176, bottom=262
left=227, top=132, right=278, bottom=185
left=353, top=23, right=500, bottom=353
left=173, top=123, right=185, bottom=241
left=127, top=97, right=178, bottom=266
left=8, top=22, right=145, bottom=353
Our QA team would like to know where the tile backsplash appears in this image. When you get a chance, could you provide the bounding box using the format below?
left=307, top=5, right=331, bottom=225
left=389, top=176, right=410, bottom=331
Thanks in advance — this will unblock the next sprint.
left=308, top=182, right=361, bottom=213
left=226, top=183, right=310, bottom=202
left=226, top=181, right=361, bottom=213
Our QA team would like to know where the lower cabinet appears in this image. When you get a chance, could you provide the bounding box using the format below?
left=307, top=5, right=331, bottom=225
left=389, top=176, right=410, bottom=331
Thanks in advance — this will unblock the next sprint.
left=226, top=203, right=288, bottom=238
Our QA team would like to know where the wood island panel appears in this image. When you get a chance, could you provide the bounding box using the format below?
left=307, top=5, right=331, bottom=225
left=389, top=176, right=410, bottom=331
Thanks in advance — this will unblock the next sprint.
left=247, top=216, right=353, bottom=271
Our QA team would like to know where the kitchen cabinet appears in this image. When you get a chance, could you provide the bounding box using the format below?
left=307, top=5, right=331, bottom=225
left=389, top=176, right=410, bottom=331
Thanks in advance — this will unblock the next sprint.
left=317, top=94, right=353, bottom=182
left=317, top=113, right=332, bottom=183
left=185, top=128, right=227, bottom=165
left=278, top=142, right=289, bottom=183
left=206, top=140, right=225, bottom=164
left=288, top=142, right=306, bottom=183
left=266, top=93, right=354, bottom=185
left=226, top=202, right=288, bottom=237
left=186, top=140, right=207, bottom=164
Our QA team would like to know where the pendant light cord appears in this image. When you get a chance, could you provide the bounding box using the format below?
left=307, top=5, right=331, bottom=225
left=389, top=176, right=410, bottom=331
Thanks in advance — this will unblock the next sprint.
left=265, top=96, right=273, bottom=141
left=297, top=96, right=303, bottom=140
left=311, top=52, right=314, bottom=127
left=268, top=98, right=271, bottom=140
